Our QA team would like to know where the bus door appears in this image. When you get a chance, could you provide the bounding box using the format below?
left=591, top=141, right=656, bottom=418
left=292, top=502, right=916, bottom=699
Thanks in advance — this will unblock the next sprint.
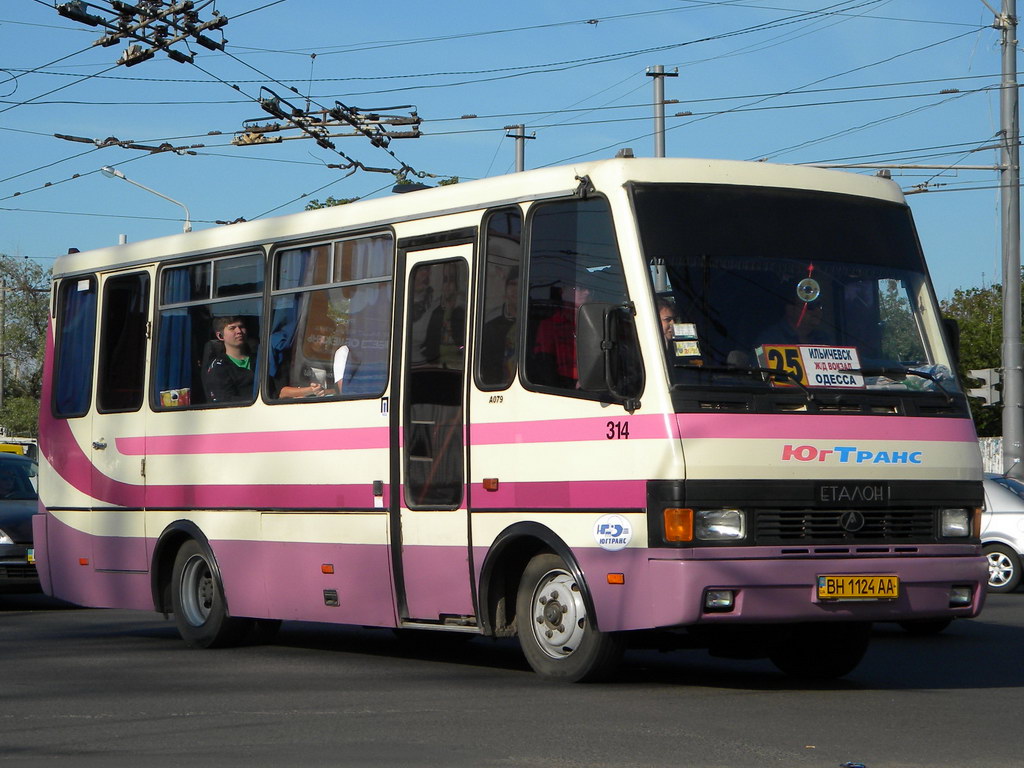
left=393, top=243, right=476, bottom=624
left=90, top=270, right=152, bottom=572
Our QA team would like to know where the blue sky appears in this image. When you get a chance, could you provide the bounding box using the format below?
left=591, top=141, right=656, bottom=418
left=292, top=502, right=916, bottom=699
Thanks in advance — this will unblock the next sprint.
left=0, top=1, right=1012, bottom=299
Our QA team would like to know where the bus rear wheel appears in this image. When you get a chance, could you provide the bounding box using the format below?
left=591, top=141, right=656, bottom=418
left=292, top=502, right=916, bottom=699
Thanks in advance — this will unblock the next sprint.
left=515, top=553, right=623, bottom=682
left=171, top=539, right=250, bottom=648
left=768, top=622, right=871, bottom=680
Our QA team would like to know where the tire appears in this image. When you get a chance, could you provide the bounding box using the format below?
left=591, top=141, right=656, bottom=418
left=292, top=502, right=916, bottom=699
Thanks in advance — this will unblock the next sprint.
left=768, top=622, right=871, bottom=680
left=897, top=618, right=953, bottom=636
left=515, top=553, right=624, bottom=682
left=984, top=543, right=1022, bottom=593
left=170, top=539, right=250, bottom=648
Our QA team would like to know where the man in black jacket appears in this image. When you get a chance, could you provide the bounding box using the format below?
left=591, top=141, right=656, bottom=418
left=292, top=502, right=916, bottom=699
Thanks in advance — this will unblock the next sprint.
left=204, top=316, right=256, bottom=403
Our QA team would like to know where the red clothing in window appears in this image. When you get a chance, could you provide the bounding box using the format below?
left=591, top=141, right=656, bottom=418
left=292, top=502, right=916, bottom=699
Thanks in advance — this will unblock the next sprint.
left=532, top=306, right=577, bottom=381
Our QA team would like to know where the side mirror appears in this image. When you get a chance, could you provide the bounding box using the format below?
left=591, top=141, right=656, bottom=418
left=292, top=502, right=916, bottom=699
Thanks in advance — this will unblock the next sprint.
left=577, top=303, right=643, bottom=408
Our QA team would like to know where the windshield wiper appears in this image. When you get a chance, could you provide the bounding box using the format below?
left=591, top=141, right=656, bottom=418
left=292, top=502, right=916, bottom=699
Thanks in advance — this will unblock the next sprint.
left=673, top=364, right=815, bottom=402
left=851, top=366, right=954, bottom=403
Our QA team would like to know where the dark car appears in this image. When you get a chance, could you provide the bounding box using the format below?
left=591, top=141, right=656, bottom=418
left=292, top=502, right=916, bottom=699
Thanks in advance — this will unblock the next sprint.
left=0, top=453, right=39, bottom=592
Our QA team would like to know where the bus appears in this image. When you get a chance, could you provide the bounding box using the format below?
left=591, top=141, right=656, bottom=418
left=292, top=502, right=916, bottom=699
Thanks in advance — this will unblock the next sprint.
left=34, top=157, right=986, bottom=682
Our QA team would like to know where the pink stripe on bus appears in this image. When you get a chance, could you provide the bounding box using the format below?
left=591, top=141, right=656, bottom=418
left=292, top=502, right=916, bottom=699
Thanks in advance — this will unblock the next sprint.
left=470, top=479, right=647, bottom=509
left=469, top=414, right=679, bottom=445
left=117, top=426, right=391, bottom=456
left=675, top=413, right=977, bottom=442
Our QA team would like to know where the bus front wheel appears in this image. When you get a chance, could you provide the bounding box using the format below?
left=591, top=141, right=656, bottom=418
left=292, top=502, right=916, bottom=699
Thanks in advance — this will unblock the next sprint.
left=515, top=553, right=623, bottom=682
left=768, top=622, right=871, bottom=680
left=170, top=539, right=249, bottom=648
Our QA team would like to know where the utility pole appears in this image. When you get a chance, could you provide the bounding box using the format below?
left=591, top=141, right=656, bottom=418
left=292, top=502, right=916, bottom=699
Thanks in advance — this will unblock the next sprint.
left=646, top=65, right=678, bottom=158
left=504, top=125, right=534, bottom=172
left=998, top=0, right=1022, bottom=476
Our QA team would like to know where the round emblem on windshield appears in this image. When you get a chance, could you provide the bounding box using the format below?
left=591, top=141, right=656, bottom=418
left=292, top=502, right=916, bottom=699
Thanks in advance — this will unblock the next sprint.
left=796, top=278, right=820, bottom=302
left=839, top=510, right=866, bottom=532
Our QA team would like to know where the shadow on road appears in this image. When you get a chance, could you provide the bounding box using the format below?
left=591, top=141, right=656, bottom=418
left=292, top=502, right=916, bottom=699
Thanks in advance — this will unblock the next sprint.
left=0, top=592, right=79, bottom=612
left=7, top=590, right=1021, bottom=691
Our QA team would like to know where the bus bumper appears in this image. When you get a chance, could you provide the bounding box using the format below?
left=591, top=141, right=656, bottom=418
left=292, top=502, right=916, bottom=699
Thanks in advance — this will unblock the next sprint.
left=647, top=554, right=987, bottom=628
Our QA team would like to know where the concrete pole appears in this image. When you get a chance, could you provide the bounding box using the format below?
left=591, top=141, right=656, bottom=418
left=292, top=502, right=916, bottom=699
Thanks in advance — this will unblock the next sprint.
left=646, top=65, right=678, bottom=158
left=999, top=0, right=1023, bottom=476
left=504, top=125, right=533, bottom=172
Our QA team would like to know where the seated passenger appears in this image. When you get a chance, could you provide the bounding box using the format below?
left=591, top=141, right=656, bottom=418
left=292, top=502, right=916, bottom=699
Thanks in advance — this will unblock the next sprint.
left=333, top=344, right=351, bottom=393
left=532, top=283, right=591, bottom=388
left=658, top=298, right=677, bottom=347
left=204, top=317, right=257, bottom=403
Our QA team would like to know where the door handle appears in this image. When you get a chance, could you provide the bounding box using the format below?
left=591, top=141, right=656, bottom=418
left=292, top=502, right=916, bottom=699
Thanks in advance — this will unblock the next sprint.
left=92, top=441, right=107, bottom=450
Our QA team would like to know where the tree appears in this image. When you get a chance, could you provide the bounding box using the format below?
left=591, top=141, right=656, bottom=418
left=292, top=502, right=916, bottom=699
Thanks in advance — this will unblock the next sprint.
left=305, top=196, right=359, bottom=210
left=306, top=177, right=458, bottom=210
left=940, top=277, right=1017, bottom=437
left=0, top=255, right=50, bottom=436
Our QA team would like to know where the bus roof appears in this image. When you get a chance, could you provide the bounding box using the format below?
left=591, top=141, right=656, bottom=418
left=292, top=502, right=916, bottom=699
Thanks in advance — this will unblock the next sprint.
left=53, top=157, right=905, bottom=278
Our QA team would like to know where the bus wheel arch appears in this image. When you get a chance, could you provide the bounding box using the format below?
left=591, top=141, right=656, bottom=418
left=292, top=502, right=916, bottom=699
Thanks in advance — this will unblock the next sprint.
left=479, top=522, right=595, bottom=637
left=151, top=521, right=212, bottom=615
left=152, top=522, right=251, bottom=648
left=170, top=537, right=252, bottom=648
left=478, top=523, right=622, bottom=681
left=515, top=551, right=625, bottom=681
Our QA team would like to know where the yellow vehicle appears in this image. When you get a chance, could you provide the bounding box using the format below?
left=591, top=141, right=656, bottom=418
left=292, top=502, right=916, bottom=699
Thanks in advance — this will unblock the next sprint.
left=0, top=441, right=38, bottom=460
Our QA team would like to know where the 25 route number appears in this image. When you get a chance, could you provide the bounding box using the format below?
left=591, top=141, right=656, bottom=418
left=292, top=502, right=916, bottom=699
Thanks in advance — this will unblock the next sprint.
left=765, top=346, right=805, bottom=386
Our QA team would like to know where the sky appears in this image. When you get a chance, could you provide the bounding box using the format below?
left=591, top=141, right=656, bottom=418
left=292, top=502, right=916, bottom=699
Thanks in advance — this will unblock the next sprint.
left=0, top=0, right=1014, bottom=300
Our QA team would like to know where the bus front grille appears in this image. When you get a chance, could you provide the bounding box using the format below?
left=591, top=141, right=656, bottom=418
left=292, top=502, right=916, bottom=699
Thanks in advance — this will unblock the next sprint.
left=754, top=509, right=936, bottom=544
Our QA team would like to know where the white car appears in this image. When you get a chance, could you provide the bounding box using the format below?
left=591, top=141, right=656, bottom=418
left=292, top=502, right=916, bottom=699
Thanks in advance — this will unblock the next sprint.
left=981, top=474, right=1024, bottom=593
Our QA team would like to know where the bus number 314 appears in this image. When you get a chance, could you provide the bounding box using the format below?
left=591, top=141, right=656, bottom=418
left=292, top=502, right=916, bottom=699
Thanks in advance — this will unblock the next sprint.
left=606, top=421, right=630, bottom=440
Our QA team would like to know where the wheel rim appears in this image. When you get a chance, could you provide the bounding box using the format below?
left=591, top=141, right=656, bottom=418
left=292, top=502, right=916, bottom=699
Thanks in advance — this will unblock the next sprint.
left=179, top=554, right=215, bottom=627
left=987, top=550, right=1015, bottom=587
left=528, top=568, right=587, bottom=659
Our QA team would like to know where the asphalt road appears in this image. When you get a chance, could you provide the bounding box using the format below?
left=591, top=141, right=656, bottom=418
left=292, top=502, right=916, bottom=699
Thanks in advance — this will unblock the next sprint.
left=1, top=591, right=1021, bottom=768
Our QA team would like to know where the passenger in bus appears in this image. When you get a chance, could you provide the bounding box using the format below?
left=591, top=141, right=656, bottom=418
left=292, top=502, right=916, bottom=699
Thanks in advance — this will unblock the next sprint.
left=532, top=282, right=591, bottom=387
left=333, top=344, right=351, bottom=392
left=480, top=268, right=518, bottom=383
left=204, top=316, right=257, bottom=403
left=422, top=264, right=466, bottom=369
left=277, top=376, right=329, bottom=399
left=658, top=298, right=677, bottom=345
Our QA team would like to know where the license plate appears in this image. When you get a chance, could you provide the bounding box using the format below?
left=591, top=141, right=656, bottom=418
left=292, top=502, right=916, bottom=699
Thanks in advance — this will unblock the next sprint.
left=817, top=574, right=898, bottom=600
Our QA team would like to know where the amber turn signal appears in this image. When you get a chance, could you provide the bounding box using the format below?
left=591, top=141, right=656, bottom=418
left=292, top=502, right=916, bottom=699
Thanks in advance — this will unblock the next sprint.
left=664, top=508, right=694, bottom=542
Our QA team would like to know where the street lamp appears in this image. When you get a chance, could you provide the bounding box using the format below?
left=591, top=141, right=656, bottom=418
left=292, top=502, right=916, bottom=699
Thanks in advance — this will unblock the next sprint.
left=100, top=166, right=192, bottom=233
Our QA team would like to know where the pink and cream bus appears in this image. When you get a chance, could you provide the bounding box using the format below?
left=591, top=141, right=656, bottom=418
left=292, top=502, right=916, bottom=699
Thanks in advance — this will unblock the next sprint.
left=34, top=157, right=986, bottom=681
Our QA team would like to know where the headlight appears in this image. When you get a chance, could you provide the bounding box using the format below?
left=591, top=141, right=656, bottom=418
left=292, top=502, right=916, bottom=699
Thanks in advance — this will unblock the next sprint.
left=941, top=508, right=971, bottom=537
left=696, top=509, right=745, bottom=540
left=0, top=528, right=13, bottom=546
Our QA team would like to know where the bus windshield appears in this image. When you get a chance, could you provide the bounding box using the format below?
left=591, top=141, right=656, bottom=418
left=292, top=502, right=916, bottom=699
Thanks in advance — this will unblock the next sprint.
left=632, top=182, right=960, bottom=402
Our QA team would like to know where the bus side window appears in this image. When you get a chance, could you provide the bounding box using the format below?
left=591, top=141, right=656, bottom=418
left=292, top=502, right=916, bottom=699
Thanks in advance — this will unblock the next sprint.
left=267, top=233, right=393, bottom=401
left=98, top=273, right=150, bottom=413
left=154, top=253, right=264, bottom=409
left=524, top=197, right=631, bottom=395
left=476, top=207, right=522, bottom=390
left=54, top=276, right=98, bottom=418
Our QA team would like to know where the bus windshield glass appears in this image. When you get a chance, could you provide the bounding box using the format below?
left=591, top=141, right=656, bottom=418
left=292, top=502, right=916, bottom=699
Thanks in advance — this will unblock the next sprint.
left=632, top=182, right=960, bottom=401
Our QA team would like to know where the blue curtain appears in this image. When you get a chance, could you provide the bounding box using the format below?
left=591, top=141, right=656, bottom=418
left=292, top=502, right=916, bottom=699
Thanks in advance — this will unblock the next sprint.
left=155, top=269, right=194, bottom=394
left=54, top=279, right=98, bottom=417
left=267, top=249, right=314, bottom=387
